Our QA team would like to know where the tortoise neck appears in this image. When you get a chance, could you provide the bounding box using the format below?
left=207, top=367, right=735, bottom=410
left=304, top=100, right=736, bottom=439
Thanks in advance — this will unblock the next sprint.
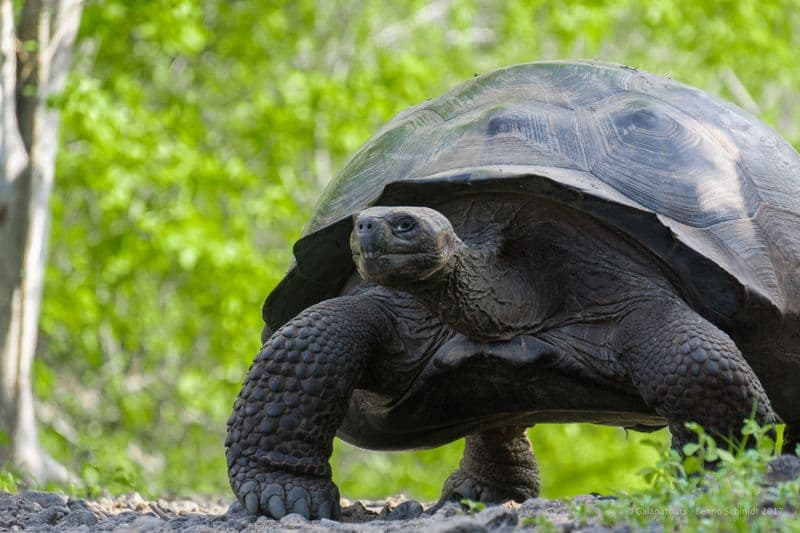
left=404, top=236, right=554, bottom=341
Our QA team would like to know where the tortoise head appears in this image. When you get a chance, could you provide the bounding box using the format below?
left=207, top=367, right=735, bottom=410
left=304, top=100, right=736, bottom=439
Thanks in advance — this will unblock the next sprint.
left=350, top=206, right=457, bottom=287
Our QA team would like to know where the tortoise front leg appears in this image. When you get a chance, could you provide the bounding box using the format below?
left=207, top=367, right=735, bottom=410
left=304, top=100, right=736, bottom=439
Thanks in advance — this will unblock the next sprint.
left=617, top=299, right=776, bottom=450
left=226, top=296, right=392, bottom=520
left=440, top=425, right=540, bottom=505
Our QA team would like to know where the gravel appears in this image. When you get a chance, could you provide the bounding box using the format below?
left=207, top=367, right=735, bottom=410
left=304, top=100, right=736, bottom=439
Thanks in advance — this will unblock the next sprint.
left=1, top=475, right=797, bottom=532
left=0, top=490, right=608, bottom=532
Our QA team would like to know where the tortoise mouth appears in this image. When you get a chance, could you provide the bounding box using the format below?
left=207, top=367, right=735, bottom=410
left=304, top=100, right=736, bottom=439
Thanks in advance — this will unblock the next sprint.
left=352, top=250, right=448, bottom=284
left=353, top=251, right=418, bottom=261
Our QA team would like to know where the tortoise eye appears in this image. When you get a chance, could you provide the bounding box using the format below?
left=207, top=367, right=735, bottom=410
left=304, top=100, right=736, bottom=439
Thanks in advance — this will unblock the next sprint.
left=395, top=218, right=416, bottom=233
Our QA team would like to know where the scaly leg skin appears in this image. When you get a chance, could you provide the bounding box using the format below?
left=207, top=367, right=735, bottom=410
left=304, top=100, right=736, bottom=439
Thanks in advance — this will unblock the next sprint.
left=618, top=299, right=776, bottom=452
left=440, top=426, right=540, bottom=505
left=225, top=296, right=392, bottom=520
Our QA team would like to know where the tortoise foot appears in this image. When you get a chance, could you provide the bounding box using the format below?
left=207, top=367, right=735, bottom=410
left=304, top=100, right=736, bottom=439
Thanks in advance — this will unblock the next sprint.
left=232, top=470, right=340, bottom=520
left=441, top=468, right=537, bottom=504
left=439, top=427, right=539, bottom=506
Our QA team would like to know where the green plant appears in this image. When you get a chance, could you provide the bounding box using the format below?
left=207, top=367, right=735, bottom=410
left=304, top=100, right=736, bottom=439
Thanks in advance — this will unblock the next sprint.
left=0, top=470, right=22, bottom=493
left=569, top=419, right=800, bottom=532
left=571, top=500, right=591, bottom=526
left=522, top=513, right=558, bottom=531
left=459, top=498, right=486, bottom=514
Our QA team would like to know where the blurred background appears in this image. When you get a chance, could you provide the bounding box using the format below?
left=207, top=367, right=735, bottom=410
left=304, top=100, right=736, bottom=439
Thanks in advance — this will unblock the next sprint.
left=15, top=0, right=800, bottom=500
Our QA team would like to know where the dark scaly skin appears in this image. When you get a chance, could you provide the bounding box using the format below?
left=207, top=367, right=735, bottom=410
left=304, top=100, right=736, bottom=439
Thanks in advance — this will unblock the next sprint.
left=226, top=296, right=393, bottom=519
left=617, top=298, right=775, bottom=448
left=440, top=426, right=539, bottom=504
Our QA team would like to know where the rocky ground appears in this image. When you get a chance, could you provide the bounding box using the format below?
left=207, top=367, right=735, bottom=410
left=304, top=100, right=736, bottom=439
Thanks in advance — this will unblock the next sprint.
left=2, top=467, right=799, bottom=533
left=0, top=490, right=637, bottom=532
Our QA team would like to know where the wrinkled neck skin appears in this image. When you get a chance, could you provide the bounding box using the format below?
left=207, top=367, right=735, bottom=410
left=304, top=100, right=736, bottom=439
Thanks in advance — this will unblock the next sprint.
left=398, top=235, right=555, bottom=341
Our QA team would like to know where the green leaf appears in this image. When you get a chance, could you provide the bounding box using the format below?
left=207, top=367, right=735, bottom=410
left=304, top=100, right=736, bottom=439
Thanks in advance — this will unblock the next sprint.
left=682, top=443, right=700, bottom=456
left=716, top=449, right=735, bottom=463
left=683, top=456, right=703, bottom=476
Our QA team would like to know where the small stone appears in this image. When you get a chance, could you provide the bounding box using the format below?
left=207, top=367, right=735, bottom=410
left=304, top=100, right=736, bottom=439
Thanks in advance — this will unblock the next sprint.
left=98, top=496, right=114, bottom=507
left=429, top=517, right=487, bottom=533
left=433, top=501, right=463, bottom=518
left=58, top=509, right=98, bottom=527
left=474, top=506, right=518, bottom=529
left=318, top=517, right=348, bottom=529
left=279, top=512, right=308, bottom=528
left=254, top=515, right=277, bottom=528
left=67, top=497, right=93, bottom=512
left=22, top=490, right=67, bottom=509
left=116, top=514, right=166, bottom=532
left=341, top=501, right=375, bottom=522
left=387, top=500, right=424, bottom=521
left=128, top=492, right=145, bottom=508
left=766, top=455, right=800, bottom=484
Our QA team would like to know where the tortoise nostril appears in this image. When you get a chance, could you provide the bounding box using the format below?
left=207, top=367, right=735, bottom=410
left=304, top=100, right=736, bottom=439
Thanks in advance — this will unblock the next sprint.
left=356, top=219, right=376, bottom=234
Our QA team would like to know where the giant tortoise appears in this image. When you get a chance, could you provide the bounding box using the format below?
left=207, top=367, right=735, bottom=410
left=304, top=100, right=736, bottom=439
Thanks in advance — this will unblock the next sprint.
left=225, top=60, right=800, bottom=520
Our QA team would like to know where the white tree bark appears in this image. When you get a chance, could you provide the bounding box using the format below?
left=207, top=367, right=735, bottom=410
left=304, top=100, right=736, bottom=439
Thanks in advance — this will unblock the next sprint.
left=0, top=0, right=82, bottom=483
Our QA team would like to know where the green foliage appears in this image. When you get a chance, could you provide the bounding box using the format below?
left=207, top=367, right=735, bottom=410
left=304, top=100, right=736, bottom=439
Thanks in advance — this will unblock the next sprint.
left=0, top=470, right=23, bottom=494
left=32, top=0, right=800, bottom=500
left=576, top=421, right=800, bottom=532
left=460, top=498, right=487, bottom=514
left=331, top=424, right=662, bottom=503
left=531, top=424, right=662, bottom=498
left=523, top=514, right=558, bottom=531
left=332, top=439, right=464, bottom=500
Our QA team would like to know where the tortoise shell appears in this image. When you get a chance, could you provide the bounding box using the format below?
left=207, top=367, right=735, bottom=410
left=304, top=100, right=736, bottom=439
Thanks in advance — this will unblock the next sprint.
left=265, top=60, right=800, bottom=341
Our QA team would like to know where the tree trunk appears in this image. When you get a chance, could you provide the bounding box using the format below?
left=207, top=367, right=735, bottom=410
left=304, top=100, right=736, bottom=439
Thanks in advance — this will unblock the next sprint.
left=0, top=0, right=82, bottom=484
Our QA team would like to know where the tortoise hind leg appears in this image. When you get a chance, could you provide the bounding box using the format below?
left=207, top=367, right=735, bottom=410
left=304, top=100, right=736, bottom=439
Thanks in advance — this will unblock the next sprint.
left=440, top=426, right=540, bottom=505
left=617, top=298, right=776, bottom=450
